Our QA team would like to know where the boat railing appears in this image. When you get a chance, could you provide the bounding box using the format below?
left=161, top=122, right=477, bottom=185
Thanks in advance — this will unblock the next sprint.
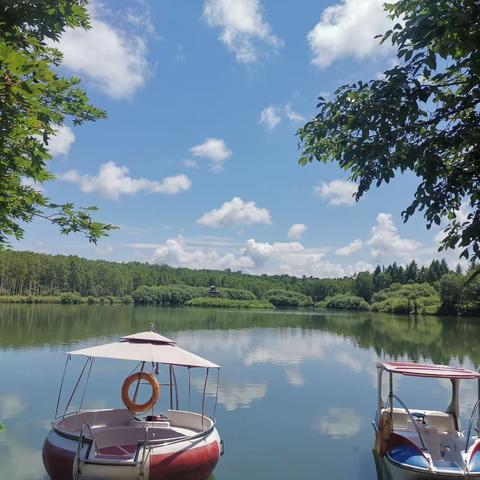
left=387, top=393, right=432, bottom=467
left=464, top=399, right=480, bottom=455
left=73, top=423, right=95, bottom=479
left=137, top=426, right=149, bottom=476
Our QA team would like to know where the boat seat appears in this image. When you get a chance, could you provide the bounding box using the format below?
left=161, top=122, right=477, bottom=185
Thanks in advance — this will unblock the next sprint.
left=389, top=408, right=417, bottom=430
left=93, top=444, right=137, bottom=460
left=91, top=425, right=186, bottom=450
left=420, top=425, right=441, bottom=460
left=389, top=409, right=457, bottom=435
left=425, top=412, right=457, bottom=434
left=92, top=426, right=147, bottom=450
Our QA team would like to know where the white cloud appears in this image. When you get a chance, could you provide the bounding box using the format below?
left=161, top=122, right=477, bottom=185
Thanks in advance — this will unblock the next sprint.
left=259, top=106, right=281, bottom=129
left=197, top=197, right=271, bottom=228
left=152, top=235, right=255, bottom=270
left=94, top=244, right=115, bottom=256
left=21, top=177, right=44, bottom=193
left=287, top=223, right=307, bottom=240
left=47, top=125, right=75, bottom=156
left=243, top=239, right=371, bottom=277
left=335, top=239, right=363, bottom=256
left=284, top=104, right=306, bottom=123
left=125, top=2, right=157, bottom=38
left=190, top=138, right=232, bottom=173
left=57, top=5, right=149, bottom=99
left=367, top=212, right=421, bottom=260
left=145, top=235, right=372, bottom=278
left=314, top=408, right=362, bottom=438
left=259, top=104, right=306, bottom=129
left=60, top=161, right=191, bottom=200
left=157, top=174, right=192, bottom=194
left=244, top=239, right=303, bottom=267
left=202, top=0, right=281, bottom=63
left=183, top=159, right=199, bottom=169
left=314, top=179, right=358, bottom=205
left=308, top=0, right=393, bottom=67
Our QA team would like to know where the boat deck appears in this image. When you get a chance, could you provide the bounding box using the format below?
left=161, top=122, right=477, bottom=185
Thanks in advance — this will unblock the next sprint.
left=53, top=408, right=214, bottom=462
left=385, top=407, right=473, bottom=473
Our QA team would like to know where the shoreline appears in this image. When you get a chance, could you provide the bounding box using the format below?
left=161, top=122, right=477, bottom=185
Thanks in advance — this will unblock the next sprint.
left=0, top=295, right=472, bottom=317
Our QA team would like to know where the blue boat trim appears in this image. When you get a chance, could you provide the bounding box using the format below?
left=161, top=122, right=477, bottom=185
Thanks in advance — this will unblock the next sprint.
left=388, top=444, right=430, bottom=469
left=470, top=452, right=480, bottom=473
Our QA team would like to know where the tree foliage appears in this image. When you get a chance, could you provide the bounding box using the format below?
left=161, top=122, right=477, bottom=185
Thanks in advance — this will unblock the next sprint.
left=0, top=0, right=114, bottom=245
left=298, top=0, right=480, bottom=261
left=353, top=271, right=374, bottom=302
left=371, top=282, right=441, bottom=314
left=320, top=294, right=370, bottom=311
left=0, top=250, right=460, bottom=309
left=262, top=289, right=313, bottom=307
left=438, top=267, right=480, bottom=315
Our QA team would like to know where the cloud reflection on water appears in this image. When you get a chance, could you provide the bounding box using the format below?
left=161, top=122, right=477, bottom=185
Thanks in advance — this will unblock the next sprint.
left=313, top=407, right=362, bottom=439
left=191, top=377, right=267, bottom=411
left=0, top=394, right=26, bottom=420
left=0, top=438, right=46, bottom=480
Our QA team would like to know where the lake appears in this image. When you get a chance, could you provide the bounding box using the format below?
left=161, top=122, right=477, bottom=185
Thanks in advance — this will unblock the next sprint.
left=0, top=304, right=479, bottom=480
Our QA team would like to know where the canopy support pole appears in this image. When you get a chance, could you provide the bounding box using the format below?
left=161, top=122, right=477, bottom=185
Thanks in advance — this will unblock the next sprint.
left=171, top=365, right=179, bottom=410
left=55, top=354, right=71, bottom=418
left=477, top=378, right=480, bottom=432
left=188, top=367, right=191, bottom=410
left=213, top=368, right=220, bottom=417
left=79, top=357, right=94, bottom=411
left=201, top=368, right=209, bottom=430
left=132, top=361, right=145, bottom=405
left=169, top=365, right=173, bottom=410
left=447, top=378, right=460, bottom=430
left=389, top=372, right=393, bottom=415
left=377, top=365, right=383, bottom=421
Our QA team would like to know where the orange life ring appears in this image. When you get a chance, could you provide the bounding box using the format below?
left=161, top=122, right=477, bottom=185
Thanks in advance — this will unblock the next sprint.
left=121, top=372, right=160, bottom=414
left=375, top=410, right=393, bottom=456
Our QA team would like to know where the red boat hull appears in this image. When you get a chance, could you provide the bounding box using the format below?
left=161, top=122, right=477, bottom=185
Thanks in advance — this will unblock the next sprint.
left=42, top=429, right=221, bottom=480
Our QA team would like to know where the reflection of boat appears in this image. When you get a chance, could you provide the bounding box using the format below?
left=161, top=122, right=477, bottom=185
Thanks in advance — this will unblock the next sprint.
left=42, top=328, right=222, bottom=480
left=373, top=362, right=480, bottom=479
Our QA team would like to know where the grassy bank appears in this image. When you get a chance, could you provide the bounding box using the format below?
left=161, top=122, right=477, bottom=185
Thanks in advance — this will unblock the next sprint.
left=0, top=291, right=274, bottom=309
left=0, top=294, right=133, bottom=305
left=185, top=298, right=274, bottom=309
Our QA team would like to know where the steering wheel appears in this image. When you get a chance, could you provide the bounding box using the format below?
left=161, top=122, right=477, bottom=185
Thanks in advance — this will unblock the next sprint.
left=411, top=412, right=426, bottom=423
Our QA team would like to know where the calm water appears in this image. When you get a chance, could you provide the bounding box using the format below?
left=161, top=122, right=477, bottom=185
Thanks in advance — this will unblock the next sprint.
left=1, top=304, right=480, bottom=480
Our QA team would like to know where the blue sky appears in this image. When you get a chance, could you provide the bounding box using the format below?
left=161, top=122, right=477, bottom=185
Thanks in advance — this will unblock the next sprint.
left=16, top=0, right=461, bottom=277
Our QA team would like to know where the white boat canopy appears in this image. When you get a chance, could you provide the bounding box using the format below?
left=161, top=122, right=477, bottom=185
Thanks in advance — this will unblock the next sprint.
left=67, top=331, right=220, bottom=369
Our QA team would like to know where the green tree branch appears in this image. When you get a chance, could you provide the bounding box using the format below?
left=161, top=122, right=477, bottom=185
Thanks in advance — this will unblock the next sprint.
left=298, top=0, right=480, bottom=262
left=0, top=0, right=115, bottom=246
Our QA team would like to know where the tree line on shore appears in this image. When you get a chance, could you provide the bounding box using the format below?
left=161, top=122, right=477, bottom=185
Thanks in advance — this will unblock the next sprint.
left=0, top=250, right=478, bottom=314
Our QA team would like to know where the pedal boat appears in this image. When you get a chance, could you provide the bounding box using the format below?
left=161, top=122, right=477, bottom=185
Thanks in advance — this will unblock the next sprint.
left=42, top=329, right=222, bottom=480
left=373, top=362, right=480, bottom=479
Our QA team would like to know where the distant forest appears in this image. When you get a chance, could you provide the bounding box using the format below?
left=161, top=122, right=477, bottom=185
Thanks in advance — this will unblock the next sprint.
left=0, top=249, right=455, bottom=301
